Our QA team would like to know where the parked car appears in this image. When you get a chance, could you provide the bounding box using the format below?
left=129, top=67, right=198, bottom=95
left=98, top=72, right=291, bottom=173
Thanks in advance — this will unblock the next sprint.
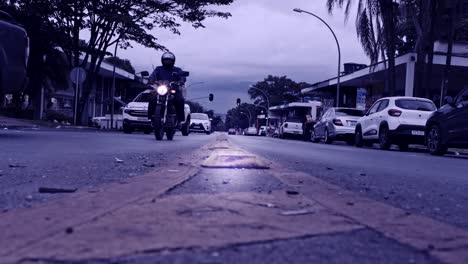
left=426, top=88, right=468, bottom=155
left=0, top=10, right=29, bottom=96
left=123, top=90, right=191, bottom=135
left=312, top=108, right=364, bottom=145
left=258, top=126, right=267, bottom=136
left=243, top=127, right=257, bottom=136
left=190, top=113, right=211, bottom=134
left=355, top=97, right=437, bottom=151
left=228, top=128, right=236, bottom=135
left=279, top=117, right=303, bottom=139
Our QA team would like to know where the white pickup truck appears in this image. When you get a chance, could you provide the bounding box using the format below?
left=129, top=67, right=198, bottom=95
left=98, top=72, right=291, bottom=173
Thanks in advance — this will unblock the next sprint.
left=122, top=90, right=191, bottom=135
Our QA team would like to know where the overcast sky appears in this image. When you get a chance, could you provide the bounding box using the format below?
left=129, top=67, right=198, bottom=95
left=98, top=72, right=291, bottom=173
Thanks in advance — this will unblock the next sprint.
left=119, top=0, right=369, bottom=113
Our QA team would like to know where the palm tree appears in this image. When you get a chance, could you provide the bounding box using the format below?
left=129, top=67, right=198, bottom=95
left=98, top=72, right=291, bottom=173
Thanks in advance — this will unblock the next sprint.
left=327, top=0, right=397, bottom=96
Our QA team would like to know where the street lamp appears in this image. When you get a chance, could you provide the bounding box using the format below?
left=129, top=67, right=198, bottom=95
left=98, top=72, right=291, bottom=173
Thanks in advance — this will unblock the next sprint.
left=293, top=8, right=341, bottom=107
left=187, top=82, right=205, bottom=88
left=240, top=112, right=251, bottom=127
left=249, top=85, right=271, bottom=125
left=240, top=106, right=252, bottom=124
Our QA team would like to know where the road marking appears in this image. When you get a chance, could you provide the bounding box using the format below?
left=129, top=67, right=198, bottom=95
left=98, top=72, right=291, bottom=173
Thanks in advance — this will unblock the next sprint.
left=11, top=192, right=362, bottom=262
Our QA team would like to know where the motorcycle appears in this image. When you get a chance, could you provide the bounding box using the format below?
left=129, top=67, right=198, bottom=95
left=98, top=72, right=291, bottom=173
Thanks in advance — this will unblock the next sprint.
left=149, top=71, right=189, bottom=141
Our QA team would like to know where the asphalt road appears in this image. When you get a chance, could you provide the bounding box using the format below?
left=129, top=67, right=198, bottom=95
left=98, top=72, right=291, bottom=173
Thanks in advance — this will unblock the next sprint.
left=0, top=129, right=216, bottom=210
left=1, top=129, right=465, bottom=263
left=229, top=135, right=468, bottom=231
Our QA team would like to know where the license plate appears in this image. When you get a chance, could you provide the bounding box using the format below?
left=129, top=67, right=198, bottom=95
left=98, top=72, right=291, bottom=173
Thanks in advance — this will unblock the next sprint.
left=137, top=117, right=148, bottom=121
left=411, top=130, right=424, bottom=136
left=347, top=121, right=357, bottom=126
left=193, top=125, right=200, bottom=128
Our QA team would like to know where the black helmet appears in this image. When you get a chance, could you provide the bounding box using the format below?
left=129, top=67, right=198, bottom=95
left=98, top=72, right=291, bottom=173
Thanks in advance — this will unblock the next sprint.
left=161, top=52, right=176, bottom=68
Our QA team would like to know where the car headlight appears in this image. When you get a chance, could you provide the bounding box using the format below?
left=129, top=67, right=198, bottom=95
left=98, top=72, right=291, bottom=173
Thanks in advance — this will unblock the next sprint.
left=157, top=85, right=168, bottom=96
left=124, top=109, right=131, bottom=114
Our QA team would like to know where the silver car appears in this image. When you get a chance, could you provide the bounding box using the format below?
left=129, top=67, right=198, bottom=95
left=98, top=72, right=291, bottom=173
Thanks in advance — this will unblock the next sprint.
left=312, top=108, right=364, bottom=145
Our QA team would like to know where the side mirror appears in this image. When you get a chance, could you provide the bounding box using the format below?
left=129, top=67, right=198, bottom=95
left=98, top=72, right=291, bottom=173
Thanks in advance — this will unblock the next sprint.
left=181, top=71, right=190, bottom=77
left=140, top=71, right=150, bottom=77
left=445, top=96, right=454, bottom=106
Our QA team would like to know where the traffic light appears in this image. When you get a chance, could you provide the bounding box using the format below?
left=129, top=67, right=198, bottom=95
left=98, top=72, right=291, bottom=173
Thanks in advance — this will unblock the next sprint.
left=236, top=98, right=241, bottom=106
left=209, top=93, right=214, bottom=102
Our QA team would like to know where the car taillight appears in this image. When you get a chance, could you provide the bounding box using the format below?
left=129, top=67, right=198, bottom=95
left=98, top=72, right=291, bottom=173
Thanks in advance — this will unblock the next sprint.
left=333, top=119, right=343, bottom=126
left=388, top=109, right=402, bottom=117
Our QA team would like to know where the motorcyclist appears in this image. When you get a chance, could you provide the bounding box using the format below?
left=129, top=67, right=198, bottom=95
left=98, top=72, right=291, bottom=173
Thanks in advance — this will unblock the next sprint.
left=147, top=52, right=186, bottom=125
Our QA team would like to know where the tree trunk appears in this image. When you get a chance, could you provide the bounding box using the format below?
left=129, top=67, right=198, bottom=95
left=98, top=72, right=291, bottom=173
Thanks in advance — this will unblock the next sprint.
left=440, top=6, right=456, bottom=107
left=382, top=0, right=396, bottom=96
left=423, top=0, right=438, bottom=99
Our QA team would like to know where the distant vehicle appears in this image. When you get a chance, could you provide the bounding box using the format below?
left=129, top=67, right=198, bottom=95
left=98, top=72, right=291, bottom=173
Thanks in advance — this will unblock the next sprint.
left=313, top=108, right=364, bottom=145
left=0, top=10, right=29, bottom=96
left=279, top=117, right=303, bottom=139
left=258, top=126, right=267, bottom=136
left=228, top=128, right=236, bottom=135
left=190, top=113, right=211, bottom=134
left=355, top=97, right=437, bottom=151
left=123, top=89, right=190, bottom=135
left=243, top=127, right=257, bottom=136
left=269, top=101, right=323, bottom=140
left=426, top=88, right=468, bottom=155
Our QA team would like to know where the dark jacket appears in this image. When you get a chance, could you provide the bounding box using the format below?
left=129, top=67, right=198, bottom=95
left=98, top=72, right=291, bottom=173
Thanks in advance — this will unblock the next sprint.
left=148, top=66, right=186, bottom=84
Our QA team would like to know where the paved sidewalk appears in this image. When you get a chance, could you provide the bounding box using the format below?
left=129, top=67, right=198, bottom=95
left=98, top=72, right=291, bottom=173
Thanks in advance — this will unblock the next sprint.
left=0, top=115, right=100, bottom=132
left=0, top=115, right=39, bottom=130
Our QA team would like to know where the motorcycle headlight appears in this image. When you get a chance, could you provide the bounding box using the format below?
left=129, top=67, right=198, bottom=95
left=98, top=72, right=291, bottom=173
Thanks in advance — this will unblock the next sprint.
left=157, top=85, right=168, bottom=96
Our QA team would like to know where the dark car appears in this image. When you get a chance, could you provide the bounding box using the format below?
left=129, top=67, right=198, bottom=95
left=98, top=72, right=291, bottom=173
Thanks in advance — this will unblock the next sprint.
left=0, top=10, right=29, bottom=96
left=426, top=88, right=468, bottom=155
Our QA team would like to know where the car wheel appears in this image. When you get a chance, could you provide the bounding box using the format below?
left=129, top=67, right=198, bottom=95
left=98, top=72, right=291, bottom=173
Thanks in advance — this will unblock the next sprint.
left=181, top=117, right=190, bottom=136
left=379, top=125, right=391, bottom=150
left=123, top=124, right=133, bottom=134
left=398, top=143, right=409, bottom=152
left=311, top=129, right=319, bottom=143
left=355, top=127, right=364, bottom=148
left=427, top=125, right=447, bottom=156
left=154, top=128, right=164, bottom=140
left=324, top=129, right=333, bottom=144
left=144, top=129, right=152, bottom=135
left=165, top=128, right=175, bottom=140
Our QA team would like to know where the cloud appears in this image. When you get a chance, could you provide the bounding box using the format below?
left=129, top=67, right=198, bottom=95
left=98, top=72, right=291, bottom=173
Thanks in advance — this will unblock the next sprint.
left=118, top=0, right=369, bottom=112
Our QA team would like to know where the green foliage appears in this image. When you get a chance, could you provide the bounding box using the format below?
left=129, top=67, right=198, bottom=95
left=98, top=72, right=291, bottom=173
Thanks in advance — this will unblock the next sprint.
left=211, top=116, right=225, bottom=131
left=249, top=75, right=310, bottom=107
left=225, top=103, right=259, bottom=130
left=186, top=100, right=205, bottom=113
left=3, top=0, right=235, bottom=123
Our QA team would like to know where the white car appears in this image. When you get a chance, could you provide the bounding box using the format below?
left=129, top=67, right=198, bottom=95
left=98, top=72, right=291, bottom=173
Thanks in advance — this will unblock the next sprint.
left=312, top=108, right=364, bottom=145
left=189, top=113, right=211, bottom=134
left=122, top=90, right=153, bottom=134
left=279, top=117, right=303, bottom=139
left=355, top=96, right=437, bottom=150
left=243, top=127, right=257, bottom=136
left=123, top=90, right=191, bottom=135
